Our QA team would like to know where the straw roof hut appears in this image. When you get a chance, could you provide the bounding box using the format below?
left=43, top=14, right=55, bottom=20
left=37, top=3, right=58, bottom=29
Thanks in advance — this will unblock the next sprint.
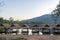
left=10, top=24, right=20, bottom=29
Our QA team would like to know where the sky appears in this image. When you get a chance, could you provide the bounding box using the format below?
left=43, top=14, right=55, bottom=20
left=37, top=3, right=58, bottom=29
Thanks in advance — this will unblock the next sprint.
left=0, top=0, right=59, bottom=21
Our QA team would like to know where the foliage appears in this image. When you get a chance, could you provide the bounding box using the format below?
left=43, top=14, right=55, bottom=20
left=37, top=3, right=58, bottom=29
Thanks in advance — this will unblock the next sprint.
left=0, top=17, right=4, bottom=24
left=0, top=17, right=14, bottom=24
left=0, top=26, right=5, bottom=32
left=3, top=19, right=10, bottom=24
left=9, top=17, right=14, bottom=25
left=51, top=2, right=60, bottom=24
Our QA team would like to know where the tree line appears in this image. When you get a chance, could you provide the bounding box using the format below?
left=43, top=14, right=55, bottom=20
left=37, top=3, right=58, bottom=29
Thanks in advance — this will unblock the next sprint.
left=0, top=17, right=19, bottom=24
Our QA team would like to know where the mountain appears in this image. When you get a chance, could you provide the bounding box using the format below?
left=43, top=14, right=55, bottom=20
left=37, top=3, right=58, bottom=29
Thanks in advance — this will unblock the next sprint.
left=20, top=2, right=60, bottom=26
left=20, top=14, right=60, bottom=26
left=27, top=14, right=60, bottom=26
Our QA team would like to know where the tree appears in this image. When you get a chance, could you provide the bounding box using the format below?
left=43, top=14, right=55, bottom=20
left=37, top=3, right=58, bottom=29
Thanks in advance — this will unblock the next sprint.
left=0, top=17, right=4, bottom=24
left=51, top=2, right=60, bottom=25
left=0, top=27, right=5, bottom=32
left=9, top=17, right=14, bottom=25
left=50, top=1, right=60, bottom=35
left=3, top=19, right=10, bottom=24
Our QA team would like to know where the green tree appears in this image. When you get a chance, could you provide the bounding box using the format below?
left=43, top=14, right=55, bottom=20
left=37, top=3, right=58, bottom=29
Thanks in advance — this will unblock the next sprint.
left=50, top=2, right=60, bottom=35
left=9, top=17, right=14, bottom=25
left=0, top=17, right=4, bottom=24
left=0, top=26, right=5, bottom=33
left=4, top=19, right=10, bottom=24
left=51, top=2, right=60, bottom=25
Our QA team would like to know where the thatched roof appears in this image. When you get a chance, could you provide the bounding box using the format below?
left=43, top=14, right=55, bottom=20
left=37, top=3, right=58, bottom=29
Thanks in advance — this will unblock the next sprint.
left=33, top=24, right=39, bottom=27
left=10, top=24, right=20, bottom=29
left=55, top=24, right=60, bottom=27
left=53, top=24, right=60, bottom=29
left=44, top=24, right=50, bottom=27
left=21, top=24, right=29, bottom=28
left=0, top=23, right=10, bottom=29
left=3, top=23, right=10, bottom=29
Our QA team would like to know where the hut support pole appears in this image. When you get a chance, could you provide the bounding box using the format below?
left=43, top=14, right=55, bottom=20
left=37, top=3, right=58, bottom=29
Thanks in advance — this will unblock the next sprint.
left=50, top=27, right=53, bottom=35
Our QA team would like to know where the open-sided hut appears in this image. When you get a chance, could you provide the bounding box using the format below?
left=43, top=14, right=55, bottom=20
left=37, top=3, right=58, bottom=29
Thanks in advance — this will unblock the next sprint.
left=0, top=23, right=10, bottom=34
left=32, top=24, right=39, bottom=35
left=20, top=24, right=29, bottom=35
left=42, top=24, right=50, bottom=35
left=10, top=24, right=20, bottom=35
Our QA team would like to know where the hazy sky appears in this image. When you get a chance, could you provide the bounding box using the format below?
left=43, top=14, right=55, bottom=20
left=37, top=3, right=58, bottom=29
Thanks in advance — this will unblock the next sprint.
left=0, top=0, right=59, bottom=21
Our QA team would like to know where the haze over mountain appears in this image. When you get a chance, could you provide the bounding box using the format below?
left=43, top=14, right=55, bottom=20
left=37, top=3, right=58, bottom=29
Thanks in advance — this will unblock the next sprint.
left=22, top=14, right=60, bottom=26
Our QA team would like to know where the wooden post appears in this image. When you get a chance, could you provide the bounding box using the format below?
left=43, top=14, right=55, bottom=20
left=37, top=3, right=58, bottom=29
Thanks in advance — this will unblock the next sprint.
left=50, top=27, right=53, bottom=36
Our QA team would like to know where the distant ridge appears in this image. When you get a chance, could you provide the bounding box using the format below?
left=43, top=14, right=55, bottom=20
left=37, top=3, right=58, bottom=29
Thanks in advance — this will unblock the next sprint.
left=20, top=14, right=60, bottom=26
